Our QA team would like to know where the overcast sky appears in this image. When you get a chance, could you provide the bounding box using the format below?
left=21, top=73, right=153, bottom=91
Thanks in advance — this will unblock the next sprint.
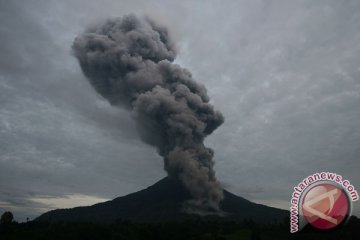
left=0, top=0, right=359, bottom=221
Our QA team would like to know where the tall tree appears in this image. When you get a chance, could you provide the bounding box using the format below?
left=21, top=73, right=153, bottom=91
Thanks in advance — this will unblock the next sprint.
left=0, top=211, right=13, bottom=225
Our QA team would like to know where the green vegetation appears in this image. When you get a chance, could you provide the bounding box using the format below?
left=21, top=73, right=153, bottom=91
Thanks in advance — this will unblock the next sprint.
left=0, top=215, right=359, bottom=240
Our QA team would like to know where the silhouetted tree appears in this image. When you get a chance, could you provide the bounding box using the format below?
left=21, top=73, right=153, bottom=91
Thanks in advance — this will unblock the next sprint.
left=0, top=211, right=13, bottom=225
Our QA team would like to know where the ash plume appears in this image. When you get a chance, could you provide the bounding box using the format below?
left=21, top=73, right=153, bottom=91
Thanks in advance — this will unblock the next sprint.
left=72, top=14, right=224, bottom=213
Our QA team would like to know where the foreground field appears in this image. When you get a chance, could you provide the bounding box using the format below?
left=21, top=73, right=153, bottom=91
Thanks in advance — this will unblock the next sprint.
left=1, top=216, right=359, bottom=240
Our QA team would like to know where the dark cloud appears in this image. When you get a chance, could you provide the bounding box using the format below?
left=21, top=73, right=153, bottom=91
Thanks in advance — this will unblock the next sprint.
left=72, top=15, right=224, bottom=213
left=0, top=0, right=359, bottom=220
left=0, top=1, right=163, bottom=221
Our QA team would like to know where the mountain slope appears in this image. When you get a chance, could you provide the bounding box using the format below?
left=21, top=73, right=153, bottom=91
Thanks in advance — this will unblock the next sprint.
left=35, top=177, right=288, bottom=223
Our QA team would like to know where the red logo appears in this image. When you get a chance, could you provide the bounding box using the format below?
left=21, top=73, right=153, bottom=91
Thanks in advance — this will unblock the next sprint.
left=301, top=183, right=350, bottom=230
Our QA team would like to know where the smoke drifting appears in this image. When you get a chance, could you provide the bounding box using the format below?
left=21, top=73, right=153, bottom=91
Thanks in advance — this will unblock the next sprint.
left=73, top=15, right=224, bottom=213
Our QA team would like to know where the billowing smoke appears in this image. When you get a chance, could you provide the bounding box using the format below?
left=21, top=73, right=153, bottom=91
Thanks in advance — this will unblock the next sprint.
left=72, top=14, right=224, bottom=213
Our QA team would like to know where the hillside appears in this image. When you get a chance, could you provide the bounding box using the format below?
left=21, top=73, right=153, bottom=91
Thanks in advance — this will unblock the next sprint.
left=35, top=177, right=288, bottom=223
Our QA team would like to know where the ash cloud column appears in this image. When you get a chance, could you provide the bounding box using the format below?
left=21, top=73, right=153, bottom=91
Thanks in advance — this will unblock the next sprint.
left=73, top=14, right=224, bottom=213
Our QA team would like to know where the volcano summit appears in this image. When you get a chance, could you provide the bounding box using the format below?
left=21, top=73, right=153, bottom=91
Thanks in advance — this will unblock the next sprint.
left=36, top=177, right=288, bottom=223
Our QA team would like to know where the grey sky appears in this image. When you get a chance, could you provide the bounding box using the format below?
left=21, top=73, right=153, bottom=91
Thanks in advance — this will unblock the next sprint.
left=0, top=0, right=359, bottom=221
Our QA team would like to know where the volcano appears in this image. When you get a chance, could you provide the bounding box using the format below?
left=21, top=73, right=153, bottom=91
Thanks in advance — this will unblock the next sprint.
left=35, top=177, right=288, bottom=223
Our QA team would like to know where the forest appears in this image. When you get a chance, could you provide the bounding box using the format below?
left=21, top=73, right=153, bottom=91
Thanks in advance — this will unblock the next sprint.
left=1, top=212, right=359, bottom=240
